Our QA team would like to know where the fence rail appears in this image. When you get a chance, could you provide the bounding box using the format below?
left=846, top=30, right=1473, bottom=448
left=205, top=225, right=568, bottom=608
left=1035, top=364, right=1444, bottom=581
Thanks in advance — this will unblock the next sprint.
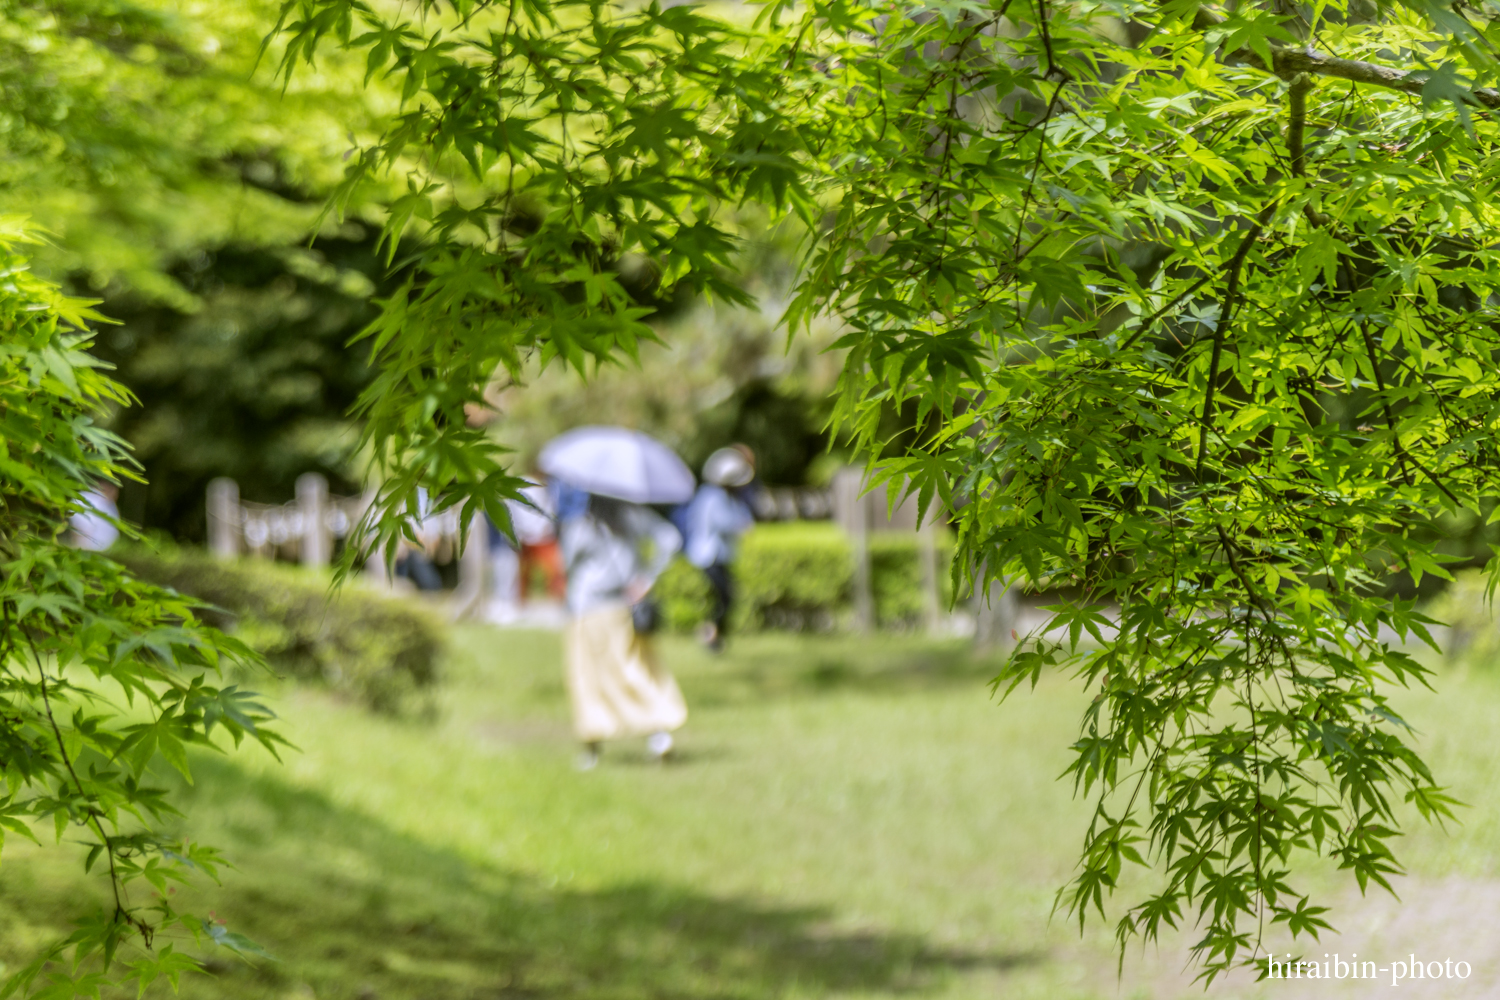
left=750, top=486, right=833, bottom=521
left=207, top=474, right=374, bottom=565
left=204, top=470, right=1015, bottom=639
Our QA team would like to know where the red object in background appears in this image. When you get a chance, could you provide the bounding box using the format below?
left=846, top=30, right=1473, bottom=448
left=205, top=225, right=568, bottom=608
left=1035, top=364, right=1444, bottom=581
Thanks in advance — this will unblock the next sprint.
left=520, top=540, right=566, bottom=602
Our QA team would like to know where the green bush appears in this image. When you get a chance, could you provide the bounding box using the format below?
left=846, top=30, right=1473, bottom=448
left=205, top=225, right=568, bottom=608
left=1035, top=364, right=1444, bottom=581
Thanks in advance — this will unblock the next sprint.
left=738, top=522, right=853, bottom=630
left=654, top=522, right=956, bottom=633
left=117, top=547, right=445, bottom=713
left=869, top=532, right=956, bottom=629
left=655, top=556, right=715, bottom=632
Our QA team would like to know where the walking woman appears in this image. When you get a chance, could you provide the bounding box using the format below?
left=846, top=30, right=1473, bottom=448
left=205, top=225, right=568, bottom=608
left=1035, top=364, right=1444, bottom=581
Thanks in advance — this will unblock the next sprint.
left=558, top=485, right=687, bottom=770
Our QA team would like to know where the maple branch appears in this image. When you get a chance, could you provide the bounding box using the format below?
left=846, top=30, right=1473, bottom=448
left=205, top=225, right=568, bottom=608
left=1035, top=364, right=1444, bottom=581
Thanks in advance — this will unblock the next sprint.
left=1288, top=73, right=1313, bottom=176
left=1190, top=6, right=1500, bottom=109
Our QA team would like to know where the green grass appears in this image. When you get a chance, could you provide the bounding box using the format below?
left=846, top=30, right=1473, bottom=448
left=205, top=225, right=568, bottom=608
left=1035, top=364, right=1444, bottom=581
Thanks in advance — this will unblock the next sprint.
left=5, top=628, right=1500, bottom=998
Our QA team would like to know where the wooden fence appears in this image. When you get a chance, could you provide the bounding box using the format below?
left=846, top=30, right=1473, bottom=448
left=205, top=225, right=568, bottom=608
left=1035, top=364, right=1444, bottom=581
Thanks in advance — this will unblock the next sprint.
left=206, top=474, right=378, bottom=565
left=205, top=470, right=1015, bottom=637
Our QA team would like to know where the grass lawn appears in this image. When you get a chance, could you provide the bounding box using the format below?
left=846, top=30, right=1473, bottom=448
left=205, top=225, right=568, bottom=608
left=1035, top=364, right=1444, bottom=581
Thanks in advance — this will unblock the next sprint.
left=4, top=626, right=1500, bottom=999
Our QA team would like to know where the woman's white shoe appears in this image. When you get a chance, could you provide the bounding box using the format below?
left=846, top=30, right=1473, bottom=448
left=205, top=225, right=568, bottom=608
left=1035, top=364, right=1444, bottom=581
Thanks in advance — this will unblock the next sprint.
left=646, top=731, right=674, bottom=760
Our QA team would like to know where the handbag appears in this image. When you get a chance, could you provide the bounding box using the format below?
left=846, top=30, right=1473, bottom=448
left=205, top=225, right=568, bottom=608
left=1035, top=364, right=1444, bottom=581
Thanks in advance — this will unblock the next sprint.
left=630, top=598, right=661, bottom=635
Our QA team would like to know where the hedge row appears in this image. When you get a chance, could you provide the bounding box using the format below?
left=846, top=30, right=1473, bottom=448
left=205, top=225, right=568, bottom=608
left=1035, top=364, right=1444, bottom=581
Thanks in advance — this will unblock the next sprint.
left=117, top=547, right=445, bottom=713
left=654, top=521, right=955, bottom=632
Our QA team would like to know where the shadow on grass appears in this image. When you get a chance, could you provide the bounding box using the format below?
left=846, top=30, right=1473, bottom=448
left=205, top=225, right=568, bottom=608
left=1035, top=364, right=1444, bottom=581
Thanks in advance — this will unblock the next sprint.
left=162, top=755, right=1038, bottom=1000
left=673, top=638, right=1006, bottom=709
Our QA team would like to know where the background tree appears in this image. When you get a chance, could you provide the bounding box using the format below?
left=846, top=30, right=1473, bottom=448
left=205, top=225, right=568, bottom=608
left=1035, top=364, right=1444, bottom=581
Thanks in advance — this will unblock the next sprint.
left=485, top=295, right=851, bottom=487
left=0, top=0, right=380, bottom=304
left=1, top=0, right=407, bottom=540
left=93, top=229, right=395, bottom=539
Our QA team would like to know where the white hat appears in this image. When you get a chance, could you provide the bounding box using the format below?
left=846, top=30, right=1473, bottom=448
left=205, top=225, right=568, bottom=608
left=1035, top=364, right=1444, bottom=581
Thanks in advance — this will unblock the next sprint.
left=703, top=447, right=754, bottom=487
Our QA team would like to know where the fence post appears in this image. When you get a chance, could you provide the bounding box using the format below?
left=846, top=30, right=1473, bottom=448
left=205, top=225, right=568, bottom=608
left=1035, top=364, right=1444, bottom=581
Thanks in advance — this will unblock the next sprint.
left=919, top=516, right=942, bottom=633
left=832, top=467, right=876, bottom=632
left=973, top=570, right=1019, bottom=650
left=296, top=473, right=331, bottom=567
left=851, top=476, right=875, bottom=632
left=851, top=495, right=873, bottom=631
left=356, top=486, right=392, bottom=585
left=206, top=478, right=240, bottom=559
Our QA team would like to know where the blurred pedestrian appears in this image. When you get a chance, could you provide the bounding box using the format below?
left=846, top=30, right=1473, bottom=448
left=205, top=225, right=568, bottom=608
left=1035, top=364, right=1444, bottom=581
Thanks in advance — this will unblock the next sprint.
left=69, top=482, right=120, bottom=551
left=558, top=488, right=685, bottom=770
left=488, top=480, right=557, bottom=622
left=487, top=518, right=522, bottom=620
left=395, top=488, right=444, bottom=591
left=681, top=446, right=756, bottom=651
left=514, top=478, right=565, bottom=603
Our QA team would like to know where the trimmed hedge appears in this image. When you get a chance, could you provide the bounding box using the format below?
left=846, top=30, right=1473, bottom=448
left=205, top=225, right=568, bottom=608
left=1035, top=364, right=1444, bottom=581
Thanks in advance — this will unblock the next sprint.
left=117, top=547, right=445, bottom=713
left=739, top=521, right=853, bottom=630
left=869, top=531, right=956, bottom=627
left=653, top=521, right=954, bottom=632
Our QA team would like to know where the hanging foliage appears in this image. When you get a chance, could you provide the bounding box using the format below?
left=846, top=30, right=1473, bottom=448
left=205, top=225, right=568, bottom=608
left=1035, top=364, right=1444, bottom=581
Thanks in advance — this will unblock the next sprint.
left=265, top=0, right=1500, bottom=982
left=0, top=220, right=282, bottom=997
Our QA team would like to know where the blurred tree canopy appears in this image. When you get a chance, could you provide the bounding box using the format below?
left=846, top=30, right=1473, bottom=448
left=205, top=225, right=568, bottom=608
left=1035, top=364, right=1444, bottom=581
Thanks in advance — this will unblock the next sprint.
left=4, top=0, right=850, bottom=534
left=0, top=0, right=381, bottom=304
left=0, top=0, right=404, bottom=539
left=488, top=299, right=848, bottom=486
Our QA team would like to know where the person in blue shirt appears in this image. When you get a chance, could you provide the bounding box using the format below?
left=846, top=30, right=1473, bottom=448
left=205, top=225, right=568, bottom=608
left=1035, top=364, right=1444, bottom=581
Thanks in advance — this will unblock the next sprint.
left=681, top=446, right=756, bottom=651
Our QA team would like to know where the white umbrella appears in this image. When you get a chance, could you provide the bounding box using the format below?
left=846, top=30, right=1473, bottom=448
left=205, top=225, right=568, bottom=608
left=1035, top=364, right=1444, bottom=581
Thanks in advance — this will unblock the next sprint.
left=538, top=426, right=696, bottom=504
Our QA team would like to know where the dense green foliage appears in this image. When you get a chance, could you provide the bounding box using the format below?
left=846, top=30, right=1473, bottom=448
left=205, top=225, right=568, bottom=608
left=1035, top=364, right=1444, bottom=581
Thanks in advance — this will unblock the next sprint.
left=10, top=0, right=1500, bottom=985
left=269, top=0, right=1500, bottom=980
left=0, top=3, right=389, bottom=987
left=118, top=548, right=444, bottom=713
left=0, top=0, right=378, bottom=305
left=0, top=223, right=280, bottom=996
left=800, top=2, right=1490, bottom=980
left=655, top=524, right=955, bottom=632
left=268, top=0, right=807, bottom=560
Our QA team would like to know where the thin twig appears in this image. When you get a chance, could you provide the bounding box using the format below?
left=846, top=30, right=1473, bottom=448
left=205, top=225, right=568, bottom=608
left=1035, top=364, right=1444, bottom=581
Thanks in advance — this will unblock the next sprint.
left=26, top=630, right=148, bottom=945
left=1195, top=207, right=1274, bottom=479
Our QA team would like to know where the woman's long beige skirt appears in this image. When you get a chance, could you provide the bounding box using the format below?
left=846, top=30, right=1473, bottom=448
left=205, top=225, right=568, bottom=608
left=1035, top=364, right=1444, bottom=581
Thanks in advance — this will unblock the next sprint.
left=565, top=605, right=687, bottom=742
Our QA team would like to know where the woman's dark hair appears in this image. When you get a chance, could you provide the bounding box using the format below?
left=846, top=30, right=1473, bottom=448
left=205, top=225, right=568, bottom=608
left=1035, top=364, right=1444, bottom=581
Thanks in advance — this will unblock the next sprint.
left=588, top=494, right=635, bottom=538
